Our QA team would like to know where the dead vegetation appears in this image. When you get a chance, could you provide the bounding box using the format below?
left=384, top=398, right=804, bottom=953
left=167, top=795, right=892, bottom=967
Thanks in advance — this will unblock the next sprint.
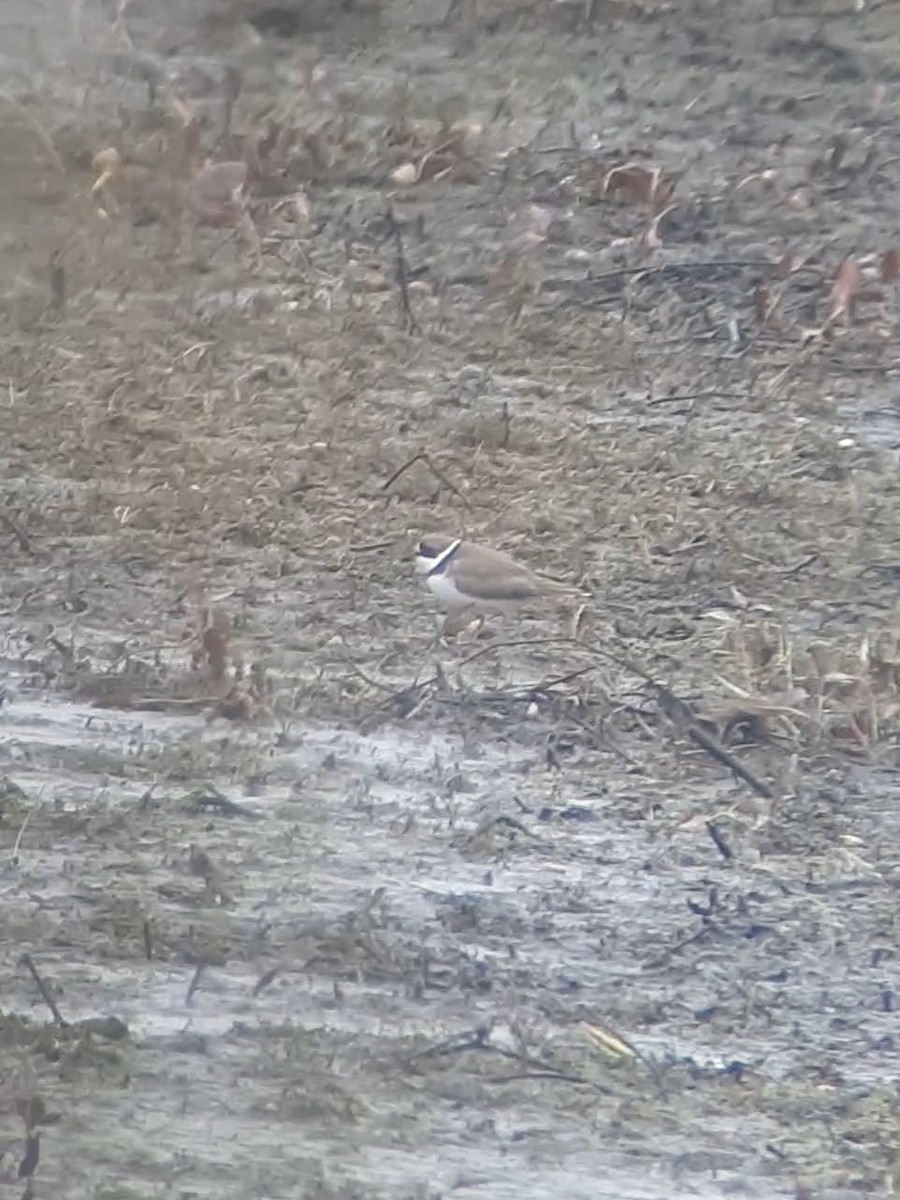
left=4, top=1, right=900, bottom=781
left=3, top=0, right=900, bottom=1194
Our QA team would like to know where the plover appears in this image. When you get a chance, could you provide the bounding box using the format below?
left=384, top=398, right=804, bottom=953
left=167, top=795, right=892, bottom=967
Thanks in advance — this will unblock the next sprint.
left=415, top=534, right=576, bottom=626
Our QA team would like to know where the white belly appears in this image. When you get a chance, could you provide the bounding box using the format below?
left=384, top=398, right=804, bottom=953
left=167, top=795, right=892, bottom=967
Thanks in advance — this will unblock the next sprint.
left=426, top=571, right=473, bottom=611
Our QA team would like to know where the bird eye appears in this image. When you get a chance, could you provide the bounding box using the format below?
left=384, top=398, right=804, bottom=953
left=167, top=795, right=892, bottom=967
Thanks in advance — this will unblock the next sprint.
left=418, top=541, right=437, bottom=557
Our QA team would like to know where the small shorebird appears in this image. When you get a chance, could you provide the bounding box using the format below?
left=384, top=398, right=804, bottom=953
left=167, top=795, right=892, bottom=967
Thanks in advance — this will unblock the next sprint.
left=415, top=533, right=577, bottom=631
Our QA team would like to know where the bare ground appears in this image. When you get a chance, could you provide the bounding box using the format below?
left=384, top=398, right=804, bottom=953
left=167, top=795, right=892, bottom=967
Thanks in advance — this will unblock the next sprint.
left=2, top=0, right=900, bottom=1197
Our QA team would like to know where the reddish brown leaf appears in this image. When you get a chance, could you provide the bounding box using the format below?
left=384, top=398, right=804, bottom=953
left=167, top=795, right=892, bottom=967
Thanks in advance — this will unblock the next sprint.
left=881, top=248, right=899, bottom=283
left=191, top=161, right=249, bottom=226
left=602, top=163, right=675, bottom=211
left=829, top=258, right=861, bottom=321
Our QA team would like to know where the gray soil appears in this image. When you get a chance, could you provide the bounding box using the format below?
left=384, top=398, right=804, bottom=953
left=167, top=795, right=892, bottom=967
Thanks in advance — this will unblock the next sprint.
left=2, top=0, right=900, bottom=1197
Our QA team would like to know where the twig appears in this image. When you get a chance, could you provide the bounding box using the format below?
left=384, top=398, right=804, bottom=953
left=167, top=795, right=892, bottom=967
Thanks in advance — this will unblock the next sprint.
left=340, top=655, right=404, bottom=694
left=17, top=1134, right=40, bottom=1180
left=644, top=924, right=716, bottom=970
left=185, top=963, right=205, bottom=1005
left=457, top=636, right=579, bottom=669
left=384, top=205, right=420, bottom=334
left=11, top=808, right=34, bottom=864
left=533, top=665, right=598, bottom=691
left=779, top=554, right=819, bottom=578
left=403, top=1025, right=603, bottom=1091
left=347, top=539, right=397, bottom=553
left=577, top=644, right=775, bottom=800
left=18, top=955, right=67, bottom=1026
left=469, top=814, right=536, bottom=840
left=705, top=820, right=734, bottom=861
left=686, top=721, right=773, bottom=799
left=381, top=451, right=472, bottom=508
left=500, top=399, right=511, bottom=448
left=187, top=788, right=260, bottom=820
left=252, top=967, right=279, bottom=997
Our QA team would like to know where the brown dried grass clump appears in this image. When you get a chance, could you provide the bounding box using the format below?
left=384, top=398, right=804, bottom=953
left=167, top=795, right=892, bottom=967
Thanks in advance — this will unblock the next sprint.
left=698, top=617, right=900, bottom=757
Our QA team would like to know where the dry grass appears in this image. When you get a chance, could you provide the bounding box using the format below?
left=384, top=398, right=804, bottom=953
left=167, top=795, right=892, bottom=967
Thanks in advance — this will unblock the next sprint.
left=2, top=0, right=900, bottom=802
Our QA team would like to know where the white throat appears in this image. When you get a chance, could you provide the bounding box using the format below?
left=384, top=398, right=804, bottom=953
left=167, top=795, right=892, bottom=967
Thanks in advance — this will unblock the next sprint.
left=415, top=538, right=462, bottom=577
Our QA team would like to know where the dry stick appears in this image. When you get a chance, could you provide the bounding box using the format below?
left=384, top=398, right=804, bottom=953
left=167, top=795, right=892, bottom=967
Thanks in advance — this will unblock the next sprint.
left=405, top=1026, right=606, bottom=1090
left=381, top=451, right=472, bottom=508
left=706, top=820, right=734, bottom=861
left=185, top=963, right=205, bottom=1005
left=384, top=205, right=420, bottom=334
left=457, top=636, right=578, bottom=668
left=347, top=538, right=397, bottom=554
left=641, top=676, right=773, bottom=801
left=341, top=654, right=402, bottom=694
left=18, top=956, right=67, bottom=1027
left=644, top=924, right=716, bottom=970
left=533, top=664, right=598, bottom=691
left=17, top=1135, right=40, bottom=1180
left=575, top=643, right=775, bottom=800
left=500, top=400, right=511, bottom=449
left=252, top=967, right=279, bottom=997
left=395, top=626, right=773, bottom=799
left=687, top=717, right=772, bottom=799
left=11, top=808, right=34, bottom=864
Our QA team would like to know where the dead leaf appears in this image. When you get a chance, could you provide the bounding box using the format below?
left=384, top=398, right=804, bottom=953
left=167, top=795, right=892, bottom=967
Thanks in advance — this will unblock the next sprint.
left=191, top=160, right=249, bottom=226
left=602, top=163, right=675, bottom=211
left=90, top=147, right=152, bottom=215
left=829, top=257, right=861, bottom=322
left=642, top=202, right=678, bottom=251
left=91, top=147, right=122, bottom=191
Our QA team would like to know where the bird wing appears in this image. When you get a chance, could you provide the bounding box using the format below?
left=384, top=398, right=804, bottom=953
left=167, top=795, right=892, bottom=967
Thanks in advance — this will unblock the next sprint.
left=454, top=544, right=569, bottom=602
